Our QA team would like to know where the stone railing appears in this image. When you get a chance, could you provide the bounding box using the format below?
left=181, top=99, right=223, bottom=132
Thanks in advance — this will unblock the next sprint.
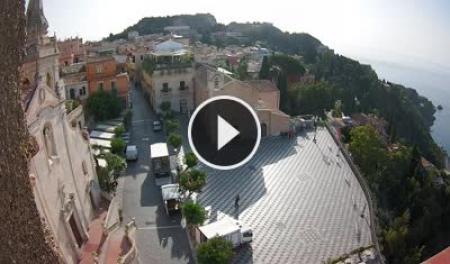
left=103, top=195, right=120, bottom=234
left=119, top=219, right=138, bottom=264
left=324, top=121, right=384, bottom=264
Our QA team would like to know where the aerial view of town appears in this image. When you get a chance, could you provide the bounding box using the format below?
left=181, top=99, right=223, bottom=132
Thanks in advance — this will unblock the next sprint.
left=1, top=0, right=450, bottom=264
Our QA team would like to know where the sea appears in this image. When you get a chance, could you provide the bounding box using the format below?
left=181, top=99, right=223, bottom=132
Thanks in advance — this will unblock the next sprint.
left=356, top=58, right=450, bottom=155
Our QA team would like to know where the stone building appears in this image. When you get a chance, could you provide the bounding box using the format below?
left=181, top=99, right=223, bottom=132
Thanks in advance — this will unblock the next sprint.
left=60, top=63, right=88, bottom=101
left=20, top=1, right=101, bottom=262
left=142, top=40, right=195, bottom=114
left=58, top=37, right=86, bottom=66
left=194, top=64, right=290, bottom=136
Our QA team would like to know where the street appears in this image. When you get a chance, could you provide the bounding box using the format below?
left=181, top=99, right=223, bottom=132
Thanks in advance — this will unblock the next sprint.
left=121, top=84, right=193, bottom=264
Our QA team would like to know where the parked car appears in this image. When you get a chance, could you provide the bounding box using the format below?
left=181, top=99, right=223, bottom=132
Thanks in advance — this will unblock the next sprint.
left=153, top=120, right=162, bottom=132
left=125, top=145, right=138, bottom=161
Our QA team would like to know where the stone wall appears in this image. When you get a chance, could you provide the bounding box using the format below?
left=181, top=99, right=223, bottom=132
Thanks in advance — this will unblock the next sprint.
left=0, top=1, right=61, bottom=263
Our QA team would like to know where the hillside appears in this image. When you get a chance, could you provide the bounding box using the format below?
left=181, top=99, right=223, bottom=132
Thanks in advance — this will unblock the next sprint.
left=106, top=13, right=217, bottom=40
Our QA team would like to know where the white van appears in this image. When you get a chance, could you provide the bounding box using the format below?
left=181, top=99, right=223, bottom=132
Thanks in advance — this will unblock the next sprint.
left=125, top=145, right=138, bottom=161
left=196, top=216, right=253, bottom=247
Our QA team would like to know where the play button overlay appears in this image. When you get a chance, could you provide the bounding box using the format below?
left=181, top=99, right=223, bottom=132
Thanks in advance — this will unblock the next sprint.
left=217, top=115, right=240, bottom=151
left=188, top=96, right=261, bottom=170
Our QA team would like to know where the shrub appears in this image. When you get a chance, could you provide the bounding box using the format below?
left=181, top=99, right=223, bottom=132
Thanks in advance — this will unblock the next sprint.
left=111, top=138, right=126, bottom=155
left=182, top=201, right=206, bottom=226
left=197, top=237, right=233, bottom=264
left=167, top=132, right=182, bottom=149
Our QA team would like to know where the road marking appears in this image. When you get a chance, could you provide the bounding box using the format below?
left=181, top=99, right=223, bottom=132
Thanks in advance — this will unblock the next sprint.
left=142, top=137, right=149, bottom=141
left=132, top=118, right=153, bottom=124
left=138, top=225, right=182, bottom=230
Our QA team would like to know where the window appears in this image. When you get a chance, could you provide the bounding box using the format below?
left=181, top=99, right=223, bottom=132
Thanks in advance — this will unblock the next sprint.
left=69, top=214, right=83, bottom=248
left=97, top=82, right=104, bottom=91
left=111, top=81, right=116, bottom=90
left=82, top=161, right=88, bottom=175
left=179, top=81, right=186, bottom=90
left=95, top=65, right=103, bottom=74
left=43, top=124, right=57, bottom=160
left=69, top=88, right=75, bottom=99
left=162, top=82, right=169, bottom=92
left=81, top=86, right=86, bottom=96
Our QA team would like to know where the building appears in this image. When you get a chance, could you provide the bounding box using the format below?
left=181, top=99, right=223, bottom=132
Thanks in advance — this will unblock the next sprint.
left=86, top=56, right=129, bottom=105
left=142, top=40, right=195, bottom=114
left=194, top=64, right=289, bottom=136
left=60, top=63, right=88, bottom=101
left=57, top=37, right=86, bottom=66
left=20, top=1, right=101, bottom=262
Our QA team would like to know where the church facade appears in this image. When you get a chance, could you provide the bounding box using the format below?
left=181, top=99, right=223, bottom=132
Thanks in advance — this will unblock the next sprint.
left=20, top=1, right=101, bottom=262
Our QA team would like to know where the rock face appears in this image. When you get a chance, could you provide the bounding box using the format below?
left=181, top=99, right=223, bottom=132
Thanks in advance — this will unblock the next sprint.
left=0, top=1, right=61, bottom=263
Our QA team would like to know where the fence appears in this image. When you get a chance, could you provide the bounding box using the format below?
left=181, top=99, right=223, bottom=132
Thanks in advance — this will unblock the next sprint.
left=324, top=122, right=384, bottom=264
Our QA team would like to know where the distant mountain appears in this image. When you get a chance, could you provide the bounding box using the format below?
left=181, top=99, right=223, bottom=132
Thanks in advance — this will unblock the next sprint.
left=106, top=13, right=218, bottom=40
left=107, top=14, right=323, bottom=63
left=226, top=22, right=322, bottom=63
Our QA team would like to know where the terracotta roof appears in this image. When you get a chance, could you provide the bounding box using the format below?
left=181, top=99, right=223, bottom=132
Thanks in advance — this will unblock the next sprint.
left=246, top=80, right=278, bottom=92
left=422, top=247, right=450, bottom=264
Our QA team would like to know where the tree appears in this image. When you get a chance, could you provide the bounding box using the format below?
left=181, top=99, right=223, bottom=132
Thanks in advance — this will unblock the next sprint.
left=104, top=152, right=127, bottom=180
left=180, top=169, right=207, bottom=195
left=182, top=201, right=206, bottom=226
left=123, top=110, right=132, bottom=131
left=167, top=132, right=182, bottom=150
left=114, top=125, right=125, bottom=138
left=184, top=152, right=198, bottom=170
left=237, top=59, right=248, bottom=80
left=111, top=137, right=126, bottom=155
left=349, top=125, right=387, bottom=177
left=165, top=119, right=180, bottom=134
left=160, top=101, right=171, bottom=113
left=259, top=56, right=270, bottom=79
left=197, top=237, right=233, bottom=264
left=85, top=90, right=123, bottom=121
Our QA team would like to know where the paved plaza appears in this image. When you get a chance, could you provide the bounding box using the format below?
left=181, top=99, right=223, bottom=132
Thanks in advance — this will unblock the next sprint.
left=197, top=129, right=372, bottom=264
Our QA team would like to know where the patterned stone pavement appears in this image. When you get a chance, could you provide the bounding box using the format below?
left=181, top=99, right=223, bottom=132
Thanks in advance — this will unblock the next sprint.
left=197, top=128, right=372, bottom=264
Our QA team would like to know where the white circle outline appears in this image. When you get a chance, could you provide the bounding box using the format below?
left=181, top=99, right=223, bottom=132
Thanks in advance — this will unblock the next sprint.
left=188, top=95, right=261, bottom=170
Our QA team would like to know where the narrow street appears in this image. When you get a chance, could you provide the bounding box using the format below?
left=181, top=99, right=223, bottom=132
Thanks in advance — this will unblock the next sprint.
left=121, top=84, right=193, bottom=264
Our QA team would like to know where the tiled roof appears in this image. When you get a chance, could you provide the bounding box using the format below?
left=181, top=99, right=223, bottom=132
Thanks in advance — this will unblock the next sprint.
left=422, top=247, right=450, bottom=264
left=246, top=80, right=278, bottom=92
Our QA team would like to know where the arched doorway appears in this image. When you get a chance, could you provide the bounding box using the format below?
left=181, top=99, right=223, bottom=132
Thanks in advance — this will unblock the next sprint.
left=261, top=123, right=268, bottom=137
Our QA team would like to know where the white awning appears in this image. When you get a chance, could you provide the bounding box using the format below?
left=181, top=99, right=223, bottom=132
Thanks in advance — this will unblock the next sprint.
left=150, top=143, right=169, bottom=158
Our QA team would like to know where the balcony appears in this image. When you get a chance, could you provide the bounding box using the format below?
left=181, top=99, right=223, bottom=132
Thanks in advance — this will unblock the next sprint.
left=160, top=87, right=172, bottom=93
left=179, top=85, right=189, bottom=91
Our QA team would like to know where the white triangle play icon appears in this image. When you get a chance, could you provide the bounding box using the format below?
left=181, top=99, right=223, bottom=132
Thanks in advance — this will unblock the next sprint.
left=217, top=115, right=240, bottom=151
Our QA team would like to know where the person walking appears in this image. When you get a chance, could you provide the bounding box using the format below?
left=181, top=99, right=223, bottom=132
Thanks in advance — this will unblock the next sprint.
left=234, top=194, right=240, bottom=208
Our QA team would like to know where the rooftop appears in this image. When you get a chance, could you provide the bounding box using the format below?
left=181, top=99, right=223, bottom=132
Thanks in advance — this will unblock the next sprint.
left=422, top=247, right=450, bottom=264
left=246, top=80, right=279, bottom=92
left=197, top=129, right=372, bottom=263
left=150, top=143, right=169, bottom=158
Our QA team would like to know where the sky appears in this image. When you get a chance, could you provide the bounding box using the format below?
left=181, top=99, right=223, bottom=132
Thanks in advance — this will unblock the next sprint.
left=35, top=0, right=450, bottom=72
